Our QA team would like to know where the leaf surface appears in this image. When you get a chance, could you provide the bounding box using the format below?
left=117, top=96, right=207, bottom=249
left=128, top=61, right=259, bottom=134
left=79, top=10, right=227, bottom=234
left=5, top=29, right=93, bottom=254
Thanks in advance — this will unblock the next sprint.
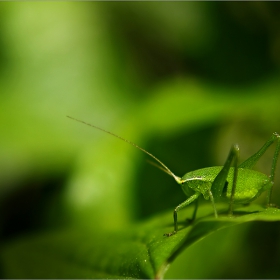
left=2, top=204, right=280, bottom=279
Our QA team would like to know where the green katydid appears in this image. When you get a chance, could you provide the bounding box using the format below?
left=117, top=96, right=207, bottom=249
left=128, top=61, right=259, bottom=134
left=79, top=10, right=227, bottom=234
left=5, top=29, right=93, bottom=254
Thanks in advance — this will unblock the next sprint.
left=67, top=116, right=280, bottom=237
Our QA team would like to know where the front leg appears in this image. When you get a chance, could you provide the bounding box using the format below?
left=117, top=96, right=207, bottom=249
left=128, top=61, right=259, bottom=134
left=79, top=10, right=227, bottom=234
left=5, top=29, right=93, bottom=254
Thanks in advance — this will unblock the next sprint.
left=164, top=192, right=200, bottom=237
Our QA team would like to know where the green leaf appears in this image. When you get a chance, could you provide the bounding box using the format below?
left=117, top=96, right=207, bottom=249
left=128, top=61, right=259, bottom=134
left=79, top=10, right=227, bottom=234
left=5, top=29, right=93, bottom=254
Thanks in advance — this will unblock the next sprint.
left=2, top=204, right=280, bottom=279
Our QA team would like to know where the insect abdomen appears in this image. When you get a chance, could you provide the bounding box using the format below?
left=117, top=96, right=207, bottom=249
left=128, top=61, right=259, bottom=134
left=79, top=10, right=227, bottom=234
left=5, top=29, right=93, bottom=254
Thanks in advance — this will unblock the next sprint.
left=225, top=168, right=272, bottom=203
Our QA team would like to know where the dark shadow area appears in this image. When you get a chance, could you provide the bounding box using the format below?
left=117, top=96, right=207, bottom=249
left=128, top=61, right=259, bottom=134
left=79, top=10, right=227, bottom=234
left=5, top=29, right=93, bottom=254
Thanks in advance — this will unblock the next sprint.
left=0, top=173, right=67, bottom=241
left=134, top=124, right=220, bottom=219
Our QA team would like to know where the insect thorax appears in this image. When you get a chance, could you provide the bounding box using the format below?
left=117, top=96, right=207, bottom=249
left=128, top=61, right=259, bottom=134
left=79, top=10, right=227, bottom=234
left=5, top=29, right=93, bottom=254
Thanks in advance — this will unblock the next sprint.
left=180, top=167, right=220, bottom=200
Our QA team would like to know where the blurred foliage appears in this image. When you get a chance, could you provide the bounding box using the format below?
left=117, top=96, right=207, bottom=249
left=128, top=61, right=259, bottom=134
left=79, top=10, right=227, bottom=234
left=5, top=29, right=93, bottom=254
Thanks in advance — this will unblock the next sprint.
left=0, top=1, right=280, bottom=278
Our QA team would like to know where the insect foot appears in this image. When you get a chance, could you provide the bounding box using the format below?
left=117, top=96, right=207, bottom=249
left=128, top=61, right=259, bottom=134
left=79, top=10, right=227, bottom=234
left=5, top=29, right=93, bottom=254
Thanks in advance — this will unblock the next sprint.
left=164, top=231, right=176, bottom=237
left=186, top=217, right=195, bottom=224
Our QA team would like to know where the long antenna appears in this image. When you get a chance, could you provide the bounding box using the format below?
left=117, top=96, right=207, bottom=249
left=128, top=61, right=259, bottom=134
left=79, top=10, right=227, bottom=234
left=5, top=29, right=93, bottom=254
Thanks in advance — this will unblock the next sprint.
left=67, top=116, right=182, bottom=184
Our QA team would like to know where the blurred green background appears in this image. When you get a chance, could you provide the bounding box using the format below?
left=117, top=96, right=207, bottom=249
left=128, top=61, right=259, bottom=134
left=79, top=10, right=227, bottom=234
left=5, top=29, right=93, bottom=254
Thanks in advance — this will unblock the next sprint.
left=0, top=2, right=280, bottom=278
